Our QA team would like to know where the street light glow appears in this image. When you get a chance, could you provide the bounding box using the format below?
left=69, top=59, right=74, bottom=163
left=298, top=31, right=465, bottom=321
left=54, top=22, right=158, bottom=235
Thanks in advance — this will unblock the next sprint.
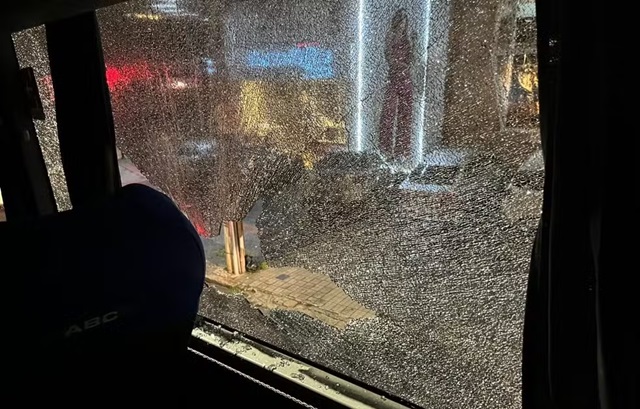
left=355, top=0, right=365, bottom=152
left=415, top=0, right=432, bottom=165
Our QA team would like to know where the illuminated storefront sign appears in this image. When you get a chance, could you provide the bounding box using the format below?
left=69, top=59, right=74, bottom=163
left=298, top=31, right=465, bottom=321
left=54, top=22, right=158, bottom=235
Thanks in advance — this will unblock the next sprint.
left=246, top=45, right=335, bottom=80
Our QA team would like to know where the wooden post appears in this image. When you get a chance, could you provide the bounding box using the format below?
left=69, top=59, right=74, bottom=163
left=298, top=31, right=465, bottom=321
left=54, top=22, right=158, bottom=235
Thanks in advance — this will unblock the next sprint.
left=223, top=220, right=246, bottom=275
left=223, top=221, right=233, bottom=274
left=237, top=221, right=246, bottom=273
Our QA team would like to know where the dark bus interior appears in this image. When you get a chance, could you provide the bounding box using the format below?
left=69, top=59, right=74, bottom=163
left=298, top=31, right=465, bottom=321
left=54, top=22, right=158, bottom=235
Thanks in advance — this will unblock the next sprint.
left=0, top=1, right=634, bottom=407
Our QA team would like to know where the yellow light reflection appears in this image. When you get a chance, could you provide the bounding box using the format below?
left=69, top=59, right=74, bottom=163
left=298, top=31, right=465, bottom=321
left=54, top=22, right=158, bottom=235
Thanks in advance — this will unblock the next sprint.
left=127, top=13, right=162, bottom=21
left=238, top=80, right=348, bottom=158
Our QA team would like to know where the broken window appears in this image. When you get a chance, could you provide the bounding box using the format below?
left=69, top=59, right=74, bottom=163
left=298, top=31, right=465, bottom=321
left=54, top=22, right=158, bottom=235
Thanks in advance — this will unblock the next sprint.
left=96, top=0, right=543, bottom=406
left=13, top=27, right=71, bottom=211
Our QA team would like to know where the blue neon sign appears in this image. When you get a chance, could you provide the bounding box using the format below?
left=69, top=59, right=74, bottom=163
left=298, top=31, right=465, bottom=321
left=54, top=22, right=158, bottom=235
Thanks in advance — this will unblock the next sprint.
left=246, top=46, right=335, bottom=80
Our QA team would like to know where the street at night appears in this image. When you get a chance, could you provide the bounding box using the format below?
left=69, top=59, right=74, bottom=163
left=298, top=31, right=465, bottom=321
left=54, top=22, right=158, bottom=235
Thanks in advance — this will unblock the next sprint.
left=12, top=0, right=542, bottom=407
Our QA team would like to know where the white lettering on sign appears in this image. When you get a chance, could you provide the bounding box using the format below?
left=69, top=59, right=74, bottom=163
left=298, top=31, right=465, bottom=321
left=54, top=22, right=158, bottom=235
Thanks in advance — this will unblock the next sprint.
left=64, top=311, right=119, bottom=337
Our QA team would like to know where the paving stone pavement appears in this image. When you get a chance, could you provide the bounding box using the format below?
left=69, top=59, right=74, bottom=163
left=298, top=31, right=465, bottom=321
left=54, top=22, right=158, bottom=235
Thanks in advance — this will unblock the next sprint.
left=207, top=265, right=375, bottom=329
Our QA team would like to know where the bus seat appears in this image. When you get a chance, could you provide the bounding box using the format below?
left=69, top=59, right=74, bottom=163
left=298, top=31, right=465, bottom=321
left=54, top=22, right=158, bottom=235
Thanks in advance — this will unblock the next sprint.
left=1, top=184, right=205, bottom=400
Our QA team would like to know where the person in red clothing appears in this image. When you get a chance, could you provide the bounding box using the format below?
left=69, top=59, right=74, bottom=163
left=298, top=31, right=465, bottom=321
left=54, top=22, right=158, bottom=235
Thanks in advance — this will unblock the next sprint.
left=379, top=9, right=415, bottom=162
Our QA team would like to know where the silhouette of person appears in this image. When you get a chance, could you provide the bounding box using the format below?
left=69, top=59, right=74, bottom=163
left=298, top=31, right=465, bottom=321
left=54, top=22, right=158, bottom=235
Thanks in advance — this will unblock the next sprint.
left=379, top=9, right=415, bottom=162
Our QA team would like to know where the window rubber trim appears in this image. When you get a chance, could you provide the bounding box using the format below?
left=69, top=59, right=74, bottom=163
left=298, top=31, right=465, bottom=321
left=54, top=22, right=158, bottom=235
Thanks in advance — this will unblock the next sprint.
left=192, top=316, right=421, bottom=409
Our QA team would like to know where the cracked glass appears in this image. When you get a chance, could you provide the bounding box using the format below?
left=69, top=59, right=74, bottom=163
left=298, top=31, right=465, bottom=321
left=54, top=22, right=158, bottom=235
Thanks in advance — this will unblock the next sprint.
left=13, top=27, right=71, bottom=211
left=102, top=0, right=538, bottom=406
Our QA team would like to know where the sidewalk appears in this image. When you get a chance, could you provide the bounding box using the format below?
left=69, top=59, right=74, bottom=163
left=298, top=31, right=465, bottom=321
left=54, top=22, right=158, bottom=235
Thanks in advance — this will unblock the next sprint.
left=206, top=264, right=375, bottom=329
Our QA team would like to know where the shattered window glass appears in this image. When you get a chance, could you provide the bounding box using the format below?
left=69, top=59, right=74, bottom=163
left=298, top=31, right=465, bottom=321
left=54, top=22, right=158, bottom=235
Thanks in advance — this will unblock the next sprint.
left=97, top=0, right=542, bottom=406
left=13, top=27, right=71, bottom=211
